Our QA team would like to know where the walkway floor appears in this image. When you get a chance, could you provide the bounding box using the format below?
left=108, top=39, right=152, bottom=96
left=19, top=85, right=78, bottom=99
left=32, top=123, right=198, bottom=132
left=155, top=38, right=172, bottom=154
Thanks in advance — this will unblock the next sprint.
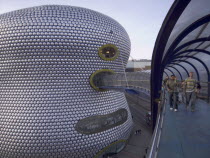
left=157, top=99, right=210, bottom=158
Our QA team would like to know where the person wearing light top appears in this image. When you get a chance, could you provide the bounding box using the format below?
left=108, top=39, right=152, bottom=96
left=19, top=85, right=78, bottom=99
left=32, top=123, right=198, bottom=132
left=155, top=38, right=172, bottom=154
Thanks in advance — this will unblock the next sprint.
left=184, top=72, right=198, bottom=112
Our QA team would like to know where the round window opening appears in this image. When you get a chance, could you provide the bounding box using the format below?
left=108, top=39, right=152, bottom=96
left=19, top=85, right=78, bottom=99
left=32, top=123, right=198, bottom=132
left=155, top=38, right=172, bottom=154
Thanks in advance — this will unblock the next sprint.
left=90, top=69, right=115, bottom=91
left=98, top=44, right=119, bottom=61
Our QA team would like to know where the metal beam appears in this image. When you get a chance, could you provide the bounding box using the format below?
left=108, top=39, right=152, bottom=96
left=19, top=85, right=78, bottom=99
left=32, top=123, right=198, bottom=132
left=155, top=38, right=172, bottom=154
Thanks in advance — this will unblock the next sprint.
left=174, top=49, right=210, bottom=57
left=165, top=48, right=210, bottom=81
left=164, top=67, right=175, bottom=76
left=184, top=23, right=209, bottom=50
left=172, top=57, right=209, bottom=80
left=167, top=66, right=183, bottom=81
left=173, top=37, right=210, bottom=54
left=170, top=60, right=200, bottom=81
left=172, top=56, right=210, bottom=101
left=151, top=0, right=190, bottom=130
left=174, top=48, right=210, bottom=62
left=169, top=62, right=189, bottom=78
left=162, top=14, right=210, bottom=67
left=163, top=71, right=169, bottom=77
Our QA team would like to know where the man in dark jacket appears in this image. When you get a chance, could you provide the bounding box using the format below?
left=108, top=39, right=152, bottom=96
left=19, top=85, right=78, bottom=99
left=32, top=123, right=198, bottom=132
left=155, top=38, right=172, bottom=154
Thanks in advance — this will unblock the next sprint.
left=163, top=76, right=169, bottom=88
left=166, top=75, right=179, bottom=112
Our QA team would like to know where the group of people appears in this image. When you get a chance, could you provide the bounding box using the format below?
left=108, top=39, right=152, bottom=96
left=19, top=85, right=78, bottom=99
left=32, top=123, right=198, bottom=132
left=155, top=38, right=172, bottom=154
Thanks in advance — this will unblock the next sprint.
left=163, top=72, right=201, bottom=112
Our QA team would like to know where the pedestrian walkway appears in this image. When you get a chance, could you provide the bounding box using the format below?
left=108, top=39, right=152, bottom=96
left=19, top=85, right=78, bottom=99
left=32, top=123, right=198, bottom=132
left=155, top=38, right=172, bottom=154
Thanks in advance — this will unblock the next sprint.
left=157, top=99, right=210, bottom=158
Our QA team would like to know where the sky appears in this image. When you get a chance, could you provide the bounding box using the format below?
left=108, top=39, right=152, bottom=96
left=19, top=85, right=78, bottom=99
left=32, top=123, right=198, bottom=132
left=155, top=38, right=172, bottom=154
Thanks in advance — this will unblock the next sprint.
left=0, top=0, right=174, bottom=59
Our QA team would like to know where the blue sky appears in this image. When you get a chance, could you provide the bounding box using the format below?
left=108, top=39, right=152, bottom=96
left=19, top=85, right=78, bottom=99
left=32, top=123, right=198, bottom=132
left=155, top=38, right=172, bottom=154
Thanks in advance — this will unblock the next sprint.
left=0, top=0, right=174, bottom=59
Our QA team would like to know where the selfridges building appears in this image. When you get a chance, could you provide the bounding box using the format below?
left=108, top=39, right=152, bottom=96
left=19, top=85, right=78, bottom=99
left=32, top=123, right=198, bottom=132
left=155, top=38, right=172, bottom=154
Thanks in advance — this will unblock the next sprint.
left=0, top=5, right=133, bottom=158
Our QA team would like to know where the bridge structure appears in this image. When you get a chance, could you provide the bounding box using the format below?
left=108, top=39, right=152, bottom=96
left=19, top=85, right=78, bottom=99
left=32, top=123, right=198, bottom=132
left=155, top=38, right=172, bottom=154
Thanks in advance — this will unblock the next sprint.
left=148, top=0, right=210, bottom=158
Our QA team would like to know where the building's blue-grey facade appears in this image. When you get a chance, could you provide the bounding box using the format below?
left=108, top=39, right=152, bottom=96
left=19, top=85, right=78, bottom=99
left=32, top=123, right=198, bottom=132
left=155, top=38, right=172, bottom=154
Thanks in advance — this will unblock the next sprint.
left=0, top=5, right=133, bottom=158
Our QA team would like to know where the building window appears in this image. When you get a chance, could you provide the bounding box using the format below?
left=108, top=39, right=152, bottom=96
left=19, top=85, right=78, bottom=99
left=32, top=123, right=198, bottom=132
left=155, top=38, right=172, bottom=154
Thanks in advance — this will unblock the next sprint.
left=98, top=44, right=119, bottom=61
left=89, top=69, right=115, bottom=91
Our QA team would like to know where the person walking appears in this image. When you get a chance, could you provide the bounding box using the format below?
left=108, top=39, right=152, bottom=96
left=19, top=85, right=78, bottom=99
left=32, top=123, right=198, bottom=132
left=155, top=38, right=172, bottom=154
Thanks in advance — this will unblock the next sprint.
left=184, top=72, right=198, bottom=112
left=163, top=76, right=169, bottom=88
left=180, top=80, right=186, bottom=104
left=166, top=75, right=179, bottom=111
left=162, top=76, right=169, bottom=101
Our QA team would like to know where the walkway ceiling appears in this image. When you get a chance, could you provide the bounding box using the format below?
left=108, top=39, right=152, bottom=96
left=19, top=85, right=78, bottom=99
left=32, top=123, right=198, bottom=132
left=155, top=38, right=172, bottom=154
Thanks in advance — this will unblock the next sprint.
left=151, top=0, right=210, bottom=129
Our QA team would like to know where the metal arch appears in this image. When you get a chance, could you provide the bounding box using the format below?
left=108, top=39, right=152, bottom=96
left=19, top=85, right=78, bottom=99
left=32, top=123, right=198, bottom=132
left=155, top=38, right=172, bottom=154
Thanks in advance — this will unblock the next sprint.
left=174, top=49, right=210, bottom=57
left=151, top=0, right=190, bottom=130
left=167, top=65, right=183, bottom=80
left=163, top=71, right=169, bottom=77
left=165, top=48, right=210, bottom=81
left=171, top=55, right=210, bottom=101
left=169, top=62, right=189, bottom=78
left=163, top=14, right=210, bottom=66
left=170, top=60, right=200, bottom=81
left=173, top=37, right=210, bottom=53
left=171, top=56, right=209, bottom=99
left=164, top=67, right=175, bottom=76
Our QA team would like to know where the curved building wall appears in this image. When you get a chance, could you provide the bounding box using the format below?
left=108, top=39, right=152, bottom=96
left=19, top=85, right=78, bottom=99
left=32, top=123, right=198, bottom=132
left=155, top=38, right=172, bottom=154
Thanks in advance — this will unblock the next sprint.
left=0, top=5, right=133, bottom=158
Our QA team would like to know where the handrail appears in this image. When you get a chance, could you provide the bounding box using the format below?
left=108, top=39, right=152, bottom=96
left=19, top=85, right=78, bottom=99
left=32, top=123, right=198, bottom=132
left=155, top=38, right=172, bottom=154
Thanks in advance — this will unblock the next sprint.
left=103, top=79, right=210, bottom=84
left=104, top=80, right=150, bottom=82
left=147, top=113, right=161, bottom=158
left=147, top=90, right=167, bottom=158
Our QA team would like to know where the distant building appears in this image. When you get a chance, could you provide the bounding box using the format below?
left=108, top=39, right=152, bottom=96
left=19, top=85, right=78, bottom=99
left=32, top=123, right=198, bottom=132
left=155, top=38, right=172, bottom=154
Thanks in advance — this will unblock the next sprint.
left=126, top=59, right=151, bottom=72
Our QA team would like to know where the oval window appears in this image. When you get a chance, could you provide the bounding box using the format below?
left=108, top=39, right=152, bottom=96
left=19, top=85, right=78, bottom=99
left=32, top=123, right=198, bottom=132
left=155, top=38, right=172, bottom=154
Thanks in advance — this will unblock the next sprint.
left=98, top=44, right=119, bottom=61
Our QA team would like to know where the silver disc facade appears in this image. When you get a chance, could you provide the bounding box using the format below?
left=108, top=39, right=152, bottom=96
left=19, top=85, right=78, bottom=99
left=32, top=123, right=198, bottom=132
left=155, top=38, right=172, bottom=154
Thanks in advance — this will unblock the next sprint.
left=0, top=5, right=133, bottom=158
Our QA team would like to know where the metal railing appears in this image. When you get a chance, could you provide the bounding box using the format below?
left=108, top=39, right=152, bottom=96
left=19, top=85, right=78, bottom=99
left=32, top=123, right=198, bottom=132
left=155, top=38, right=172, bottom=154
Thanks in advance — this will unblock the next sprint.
left=101, top=80, right=150, bottom=90
left=197, top=81, right=210, bottom=102
left=147, top=90, right=167, bottom=158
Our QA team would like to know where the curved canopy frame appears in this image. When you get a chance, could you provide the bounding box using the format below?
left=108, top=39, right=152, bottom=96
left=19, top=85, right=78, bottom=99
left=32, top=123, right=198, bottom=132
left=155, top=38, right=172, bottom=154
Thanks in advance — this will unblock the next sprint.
left=170, top=56, right=210, bottom=100
left=173, top=37, right=210, bottom=53
left=151, top=0, right=190, bottom=129
left=169, top=60, right=200, bottom=81
left=172, top=56, right=210, bottom=81
left=151, top=0, right=210, bottom=129
left=163, top=71, right=169, bottom=77
left=174, top=49, right=210, bottom=58
left=165, top=67, right=175, bottom=76
left=166, top=66, right=183, bottom=80
left=169, top=62, right=189, bottom=78
left=162, top=14, right=210, bottom=67
left=167, top=55, right=210, bottom=105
